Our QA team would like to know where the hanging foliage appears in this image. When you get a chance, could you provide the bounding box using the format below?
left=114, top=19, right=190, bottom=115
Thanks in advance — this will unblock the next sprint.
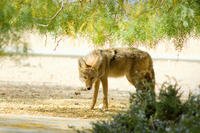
left=0, top=0, right=200, bottom=48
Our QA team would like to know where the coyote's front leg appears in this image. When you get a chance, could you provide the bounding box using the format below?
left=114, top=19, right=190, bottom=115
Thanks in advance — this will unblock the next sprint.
left=101, top=76, right=108, bottom=110
left=90, top=79, right=100, bottom=110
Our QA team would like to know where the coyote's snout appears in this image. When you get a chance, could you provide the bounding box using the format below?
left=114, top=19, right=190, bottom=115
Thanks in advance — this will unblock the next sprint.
left=78, top=48, right=155, bottom=110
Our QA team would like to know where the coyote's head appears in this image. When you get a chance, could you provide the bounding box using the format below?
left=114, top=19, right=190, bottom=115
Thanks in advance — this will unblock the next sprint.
left=78, top=57, right=101, bottom=90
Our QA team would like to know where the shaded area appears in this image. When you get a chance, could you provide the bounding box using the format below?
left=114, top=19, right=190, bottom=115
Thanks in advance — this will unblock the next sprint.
left=0, top=83, right=129, bottom=119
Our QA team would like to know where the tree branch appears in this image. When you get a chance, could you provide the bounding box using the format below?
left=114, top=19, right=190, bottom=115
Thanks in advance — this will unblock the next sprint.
left=53, top=38, right=62, bottom=51
left=36, top=0, right=64, bottom=27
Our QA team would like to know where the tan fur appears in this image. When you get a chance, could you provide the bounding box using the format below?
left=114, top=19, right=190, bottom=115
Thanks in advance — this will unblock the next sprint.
left=78, top=47, right=155, bottom=110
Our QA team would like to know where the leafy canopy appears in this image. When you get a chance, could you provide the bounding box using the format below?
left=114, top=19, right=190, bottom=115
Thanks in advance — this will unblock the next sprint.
left=1, top=0, right=200, bottom=48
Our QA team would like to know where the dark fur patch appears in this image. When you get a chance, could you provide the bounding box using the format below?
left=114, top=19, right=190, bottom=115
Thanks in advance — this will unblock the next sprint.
left=110, top=50, right=117, bottom=62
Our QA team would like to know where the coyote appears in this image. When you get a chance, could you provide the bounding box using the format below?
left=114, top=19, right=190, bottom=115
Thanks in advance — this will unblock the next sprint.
left=78, top=48, right=155, bottom=110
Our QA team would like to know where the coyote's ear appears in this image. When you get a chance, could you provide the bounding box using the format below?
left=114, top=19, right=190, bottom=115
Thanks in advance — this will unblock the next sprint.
left=78, top=57, right=88, bottom=68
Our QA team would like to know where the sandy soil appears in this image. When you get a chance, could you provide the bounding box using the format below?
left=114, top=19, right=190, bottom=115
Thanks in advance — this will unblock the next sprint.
left=0, top=83, right=129, bottom=119
left=0, top=81, right=129, bottom=132
left=0, top=55, right=200, bottom=132
left=0, top=55, right=132, bottom=132
left=0, top=55, right=199, bottom=95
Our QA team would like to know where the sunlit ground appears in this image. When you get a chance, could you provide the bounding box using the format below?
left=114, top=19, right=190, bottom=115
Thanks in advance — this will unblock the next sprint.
left=0, top=35, right=200, bottom=132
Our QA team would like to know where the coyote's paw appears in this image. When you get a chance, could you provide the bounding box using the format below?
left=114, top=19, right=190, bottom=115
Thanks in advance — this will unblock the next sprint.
left=90, top=106, right=95, bottom=110
left=102, top=105, right=108, bottom=111
left=102, top=107, right=108, bottom=111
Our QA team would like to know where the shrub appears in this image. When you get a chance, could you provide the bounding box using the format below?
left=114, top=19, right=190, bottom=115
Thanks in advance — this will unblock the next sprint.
left=91, top=82, right=200, bottom=133
left=156, top=83, right=183, bottom=121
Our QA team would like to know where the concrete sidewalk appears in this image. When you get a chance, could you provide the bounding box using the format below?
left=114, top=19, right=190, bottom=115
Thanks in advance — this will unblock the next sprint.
left=0, top=114, right=94, bottom=133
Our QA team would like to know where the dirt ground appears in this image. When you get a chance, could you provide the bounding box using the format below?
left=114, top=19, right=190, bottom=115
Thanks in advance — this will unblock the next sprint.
left=0, top=55, right=132, bottom=132
left=0, top=55, right=200, bottom=118
left=0, top=55, right=200, bottom=132
left=0, top=83, right=129, bottom=119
